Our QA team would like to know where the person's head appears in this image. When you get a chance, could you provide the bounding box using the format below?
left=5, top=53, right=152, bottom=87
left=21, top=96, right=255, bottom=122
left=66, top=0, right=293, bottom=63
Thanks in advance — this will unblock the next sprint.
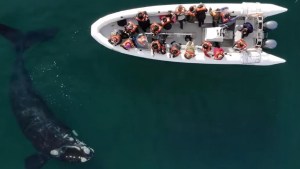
left=171, top=46, right=179, bottom=54
left=178, top=5, right=184, bottom=10
left=162, top=17, right=167, bottom=22
left=138, top=12, right=144, bottom=19
left=124, top=42, right=132, bottom=49
left=152, top=43, right=158, bottom=49
left=189, top=6, right=195, bottom=11
left=198, top=3, right=204, bottom=8
left=138, top=35, right=146, bottom=42
left=184, top=52, right=191, bottom=59
left=203, top=43, right=209, bottom=49
left=152, top=24, right=159, bottom=32
left=238, top=42, right=244, bottom=47
left=109, top=35, right=120, bottom=44
left=126, top=23, right=133, bottom=29
left=224, top=13, right=230, bottom=18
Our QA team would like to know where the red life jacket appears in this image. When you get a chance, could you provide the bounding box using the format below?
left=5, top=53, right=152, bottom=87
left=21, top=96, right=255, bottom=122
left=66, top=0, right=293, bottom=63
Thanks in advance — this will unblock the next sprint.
left=213, top=47, right=225, bottom=60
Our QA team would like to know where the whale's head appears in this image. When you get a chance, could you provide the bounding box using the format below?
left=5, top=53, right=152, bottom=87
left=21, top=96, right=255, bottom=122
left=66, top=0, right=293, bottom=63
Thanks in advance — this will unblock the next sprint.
left=49, top=132, right=94, bottom=163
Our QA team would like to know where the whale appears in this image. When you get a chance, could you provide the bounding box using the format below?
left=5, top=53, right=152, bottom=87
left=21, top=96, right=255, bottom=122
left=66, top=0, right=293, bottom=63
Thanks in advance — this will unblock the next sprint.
left=0, top=24, right=94, bottom=169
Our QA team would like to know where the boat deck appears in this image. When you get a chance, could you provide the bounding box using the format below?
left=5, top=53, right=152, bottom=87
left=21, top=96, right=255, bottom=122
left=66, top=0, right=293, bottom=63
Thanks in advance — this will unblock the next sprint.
left=100, top=14, right=260, bottom=62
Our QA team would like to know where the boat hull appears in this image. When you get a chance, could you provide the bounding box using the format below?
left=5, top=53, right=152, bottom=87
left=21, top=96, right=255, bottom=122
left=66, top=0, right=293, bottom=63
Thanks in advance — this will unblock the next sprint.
left=91, top=3, right=287, bottom=66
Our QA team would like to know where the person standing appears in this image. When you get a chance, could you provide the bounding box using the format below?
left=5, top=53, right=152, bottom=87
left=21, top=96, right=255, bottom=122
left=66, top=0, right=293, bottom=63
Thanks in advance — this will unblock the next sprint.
left=185, top=5, right=197, bottom=23
left=175, top=5, right=186, bottom=29
left=195, top=3, right=208, bottom=27
left=136, top=11, right=151, bottom=32
left=209, top=8, right=221, bottom=27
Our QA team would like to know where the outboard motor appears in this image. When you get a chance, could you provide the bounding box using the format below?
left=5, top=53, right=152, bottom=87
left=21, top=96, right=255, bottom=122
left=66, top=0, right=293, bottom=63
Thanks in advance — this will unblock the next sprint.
left=263, top=21, right=278, bottom=31
left=263, top=39, right=277, bottom=49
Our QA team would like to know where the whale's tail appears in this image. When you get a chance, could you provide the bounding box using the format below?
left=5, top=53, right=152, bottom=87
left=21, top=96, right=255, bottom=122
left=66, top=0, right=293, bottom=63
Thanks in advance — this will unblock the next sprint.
left=0, top=23, right=58, bottom=53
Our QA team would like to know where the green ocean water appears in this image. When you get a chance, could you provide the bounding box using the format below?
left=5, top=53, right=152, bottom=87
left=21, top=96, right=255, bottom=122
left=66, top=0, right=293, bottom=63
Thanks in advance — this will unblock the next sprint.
left=0, top=0, right=299, bottom=169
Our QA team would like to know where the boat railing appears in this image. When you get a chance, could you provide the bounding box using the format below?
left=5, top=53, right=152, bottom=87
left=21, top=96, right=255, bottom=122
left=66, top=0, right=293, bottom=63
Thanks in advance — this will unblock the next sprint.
left=144, top=32, right=193, bottom=36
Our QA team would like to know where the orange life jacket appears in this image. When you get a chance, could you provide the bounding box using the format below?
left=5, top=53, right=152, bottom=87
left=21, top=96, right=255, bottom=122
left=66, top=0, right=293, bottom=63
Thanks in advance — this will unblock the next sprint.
left=235, top=39, right=247, bottom=50
left=150, top=23, right=162, bottom=35
left=125, top=21, right=138, bottom=34
left=109, top=35, right=121, bottom=45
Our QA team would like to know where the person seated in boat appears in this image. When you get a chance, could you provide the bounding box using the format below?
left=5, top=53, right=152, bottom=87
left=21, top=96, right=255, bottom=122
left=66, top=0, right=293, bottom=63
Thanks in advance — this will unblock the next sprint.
left=158, top=34, right=168, bottom=45
left=240, top=22, right=253, bottom=38
left=133, top=34, right=148, bottom=49
left=175, top=5, right=186, bottom=29
left=233, top=38, right=247, bottom=51
left=124, top=21, right=139, bottom=36
left=108, top=34, right=122, bottom=46
left=221, top=12, right=231, bottom=24
left=219, top=7, right=230, bottom=24
left=151, top=39, right=166, bottom=55
left=160, top=15, right=172, bottom=30
left=195, top=3, right=208, bottom=27
left=120, top=38, right=135, bottom=50
left=213, top=47, right=225, bottom=60
left=136, top=11, right=151, bottom=32
left=150, top=22, right=163, bottom=36
left=108, top=29, right=128, bottom=46
left=166, top=11, right=177, bottom=23
left=209, top=8, right=221, bottom=27
left=185, top=5, right=196, bottom=23
left=201, top=41, right=212, bottom=57
left=169, top=41, right=181, bottom=58
left=184, top=39, right=196, bottom=59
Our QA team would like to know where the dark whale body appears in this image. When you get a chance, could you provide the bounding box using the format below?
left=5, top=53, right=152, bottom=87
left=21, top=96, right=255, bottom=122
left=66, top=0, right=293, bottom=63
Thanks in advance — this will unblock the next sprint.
left=0, top=24, right=94, bottom=169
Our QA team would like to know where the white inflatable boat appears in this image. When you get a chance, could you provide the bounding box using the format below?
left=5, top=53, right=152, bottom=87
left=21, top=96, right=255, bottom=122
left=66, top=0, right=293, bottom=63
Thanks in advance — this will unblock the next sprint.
left=91, top=2, right=287, bottom=66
